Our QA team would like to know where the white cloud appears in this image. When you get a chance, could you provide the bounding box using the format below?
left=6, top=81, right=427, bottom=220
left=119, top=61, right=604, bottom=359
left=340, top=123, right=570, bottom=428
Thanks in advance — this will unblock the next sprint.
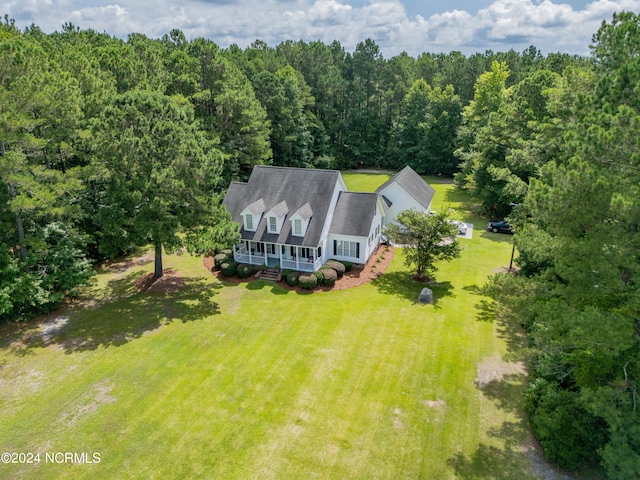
left=362, top=0, right=406, bottom=26
left=307, top=0, right=353, bottom=25
left=2, top=0, right=640, bottom=56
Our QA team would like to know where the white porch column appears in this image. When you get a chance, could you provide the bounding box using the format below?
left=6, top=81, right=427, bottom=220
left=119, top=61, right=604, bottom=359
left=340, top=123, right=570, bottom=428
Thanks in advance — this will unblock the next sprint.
left=296, top=246, right=300, bottom=270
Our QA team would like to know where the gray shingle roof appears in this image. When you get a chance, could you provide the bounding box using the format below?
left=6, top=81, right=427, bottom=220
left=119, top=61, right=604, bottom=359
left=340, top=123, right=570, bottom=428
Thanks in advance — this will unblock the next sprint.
left=329, top=192, right=378, bottom=237
left=246, top=198, right=265, bottom=215
left=269, top=200, right=288, bottom=217
left=375, top=166, right=435, bottom=210
left=295, top=202, right=313, bottom=220
left=222, top=166, right=341, bottom=247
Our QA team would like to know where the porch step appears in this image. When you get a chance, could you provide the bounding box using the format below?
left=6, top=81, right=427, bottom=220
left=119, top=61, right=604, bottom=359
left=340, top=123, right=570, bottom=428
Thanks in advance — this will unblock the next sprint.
left=258, top=268, right=280, bottom=281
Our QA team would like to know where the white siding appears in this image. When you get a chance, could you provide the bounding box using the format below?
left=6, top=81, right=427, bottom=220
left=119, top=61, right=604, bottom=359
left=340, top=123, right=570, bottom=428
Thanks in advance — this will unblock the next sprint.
left=366, top=204, right=383, bottom=260
left=379, top=182, right=431, bottom=225
left=316, top=176, right=349, bottom=264
left=328, top=234, right=366, bottom=263
left=329, top=205, right=382, bottom=264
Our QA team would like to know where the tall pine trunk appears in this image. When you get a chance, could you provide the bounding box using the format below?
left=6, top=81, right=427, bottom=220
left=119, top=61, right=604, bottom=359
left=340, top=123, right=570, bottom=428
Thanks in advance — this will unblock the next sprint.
left=154, top=240, right=163, bottom=279
left=2, top=143, right=27, bottom=265
left=14, top=207, right=27, bottom=264
left=7, top=185, right=27, bottom=265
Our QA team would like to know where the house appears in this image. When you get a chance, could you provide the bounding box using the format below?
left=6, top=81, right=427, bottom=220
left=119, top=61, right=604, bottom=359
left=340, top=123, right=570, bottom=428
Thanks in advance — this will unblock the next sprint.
left=222, top=165, right=435, bottom=272
left=375, top=165, right=436, bottom=222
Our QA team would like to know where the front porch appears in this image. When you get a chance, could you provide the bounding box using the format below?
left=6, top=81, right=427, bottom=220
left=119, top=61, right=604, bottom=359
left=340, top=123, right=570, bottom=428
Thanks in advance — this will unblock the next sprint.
left=233, top=241, right=323, bottom=272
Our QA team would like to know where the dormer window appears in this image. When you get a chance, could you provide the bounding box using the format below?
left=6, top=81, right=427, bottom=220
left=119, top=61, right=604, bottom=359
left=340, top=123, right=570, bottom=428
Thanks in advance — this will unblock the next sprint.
left=290, top=203, right=312, bottom=237
left=264, top=200, right=288, bottom=235
left=240, top=198, right=265, bottom=232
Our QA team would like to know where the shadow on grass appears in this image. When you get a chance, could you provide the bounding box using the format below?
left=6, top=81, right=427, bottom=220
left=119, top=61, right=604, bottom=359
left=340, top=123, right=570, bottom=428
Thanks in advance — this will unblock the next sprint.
left=6, top=270, right=222, bottom=355
left=464, top=284, right=525, bottom=356
left=448, top=371, right=539, bottom=479
left=443, top=184, right=474, bottom=203
left=481, top=230, right=515, bottom=244
left=446, top=281, right=560, bottom=479
left=475, top=299, right=497, bottom=323
left=372, top=271, right=454, bottom=307
left=245, top=279, right=291, bottom=295
left=423, top=175, right=455, bottom=185
left=447, top=443, right=538, bottom=480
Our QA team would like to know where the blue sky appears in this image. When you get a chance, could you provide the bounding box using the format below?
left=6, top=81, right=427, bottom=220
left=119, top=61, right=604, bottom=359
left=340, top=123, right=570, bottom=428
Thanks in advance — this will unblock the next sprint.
left=2, top=0, right=639, bottom=56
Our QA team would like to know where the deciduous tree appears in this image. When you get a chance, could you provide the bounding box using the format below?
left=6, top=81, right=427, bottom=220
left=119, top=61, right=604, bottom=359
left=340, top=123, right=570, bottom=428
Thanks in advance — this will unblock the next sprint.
left=383, top=209, right=461, bottom=281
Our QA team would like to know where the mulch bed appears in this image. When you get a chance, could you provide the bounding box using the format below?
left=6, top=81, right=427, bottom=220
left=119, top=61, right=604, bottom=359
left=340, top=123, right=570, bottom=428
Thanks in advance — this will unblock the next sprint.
left=204, top=245, right=396, bottom=292
left=134, top=269, right=188, bottom=294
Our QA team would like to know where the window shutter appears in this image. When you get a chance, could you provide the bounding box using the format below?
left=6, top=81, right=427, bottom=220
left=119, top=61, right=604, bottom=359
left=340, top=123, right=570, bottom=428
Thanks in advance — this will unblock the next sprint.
left=356, top=242, right=360, bottom=259
left=333, top=240, right=337, bottom=255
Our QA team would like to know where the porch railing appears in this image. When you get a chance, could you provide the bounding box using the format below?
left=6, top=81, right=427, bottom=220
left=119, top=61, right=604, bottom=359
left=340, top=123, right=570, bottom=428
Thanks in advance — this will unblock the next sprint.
left=281, top=258, right=322, bottom=272
left=235, top=246, right=322, bottom=272
left=234, top=247, right=265, bottom=265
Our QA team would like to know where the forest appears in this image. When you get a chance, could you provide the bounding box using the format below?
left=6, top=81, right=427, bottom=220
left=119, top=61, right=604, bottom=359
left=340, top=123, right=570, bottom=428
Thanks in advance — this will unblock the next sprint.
left=0, top=11, right=639, bottom=478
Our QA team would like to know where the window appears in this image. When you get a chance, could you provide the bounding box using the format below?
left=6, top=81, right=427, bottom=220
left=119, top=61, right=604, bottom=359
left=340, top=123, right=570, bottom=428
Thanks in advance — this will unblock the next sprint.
left=269, top=216, right=277, bottom=233
left=245, top=214, right=253, bottom=231
left=293, top=218, right=302, bottom=236
left=335, top=240, right=358, bottom=258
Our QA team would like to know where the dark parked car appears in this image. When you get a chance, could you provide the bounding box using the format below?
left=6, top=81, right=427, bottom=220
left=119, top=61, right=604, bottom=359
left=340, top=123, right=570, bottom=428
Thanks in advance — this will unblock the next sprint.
left=487, top=220, right=512, bottom=234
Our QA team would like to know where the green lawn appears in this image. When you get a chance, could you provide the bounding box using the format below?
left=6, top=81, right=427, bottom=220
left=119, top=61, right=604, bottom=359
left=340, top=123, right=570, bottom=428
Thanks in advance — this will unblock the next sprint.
left=0, top=177, right=535, bottom=479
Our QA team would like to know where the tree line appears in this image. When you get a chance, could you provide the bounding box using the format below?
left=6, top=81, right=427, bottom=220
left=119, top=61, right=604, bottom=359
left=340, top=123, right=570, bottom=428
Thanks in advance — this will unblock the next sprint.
left=1, top=11, right=638, bottom=477
left=0, top=14, right=586, bottom=323
left=477, top=12, right=640, bottom=479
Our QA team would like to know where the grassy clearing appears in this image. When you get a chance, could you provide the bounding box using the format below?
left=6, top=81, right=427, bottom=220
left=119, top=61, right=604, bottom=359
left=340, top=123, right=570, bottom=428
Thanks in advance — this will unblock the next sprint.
left=0, top=177, right=536, bottom=479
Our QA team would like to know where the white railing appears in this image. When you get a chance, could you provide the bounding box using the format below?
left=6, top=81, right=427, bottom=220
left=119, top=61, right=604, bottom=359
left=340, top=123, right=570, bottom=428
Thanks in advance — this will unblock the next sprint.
left=235, top=245, right=322, bottom=272
left=281, top=258, right=322, bottom=272
left=234, top=250, right=265, bottom=266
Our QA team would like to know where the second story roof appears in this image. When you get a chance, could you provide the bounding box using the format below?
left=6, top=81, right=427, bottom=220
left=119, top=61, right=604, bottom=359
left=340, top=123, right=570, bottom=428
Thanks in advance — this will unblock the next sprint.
left=375, top=166, right=435, bottom=210
left=222, top=166, right=342, bottom=247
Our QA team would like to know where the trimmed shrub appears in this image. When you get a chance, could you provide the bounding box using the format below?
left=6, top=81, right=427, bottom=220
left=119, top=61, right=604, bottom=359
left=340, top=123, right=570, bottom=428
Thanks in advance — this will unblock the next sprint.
left=213, top=252, right=230, bottom=269
left=326, top=260, right=346, bottom=277
left=286, top=271, right=300, bottom=287
left=220, top=261, right=238, bottom=277
left=299, top=273, right=318, bottom=289
left=281, top=269, right=294, bottom=278
left=342, top=261, right=353, bottom=272
left=313, top=271, right=323, bottom=283
left=321, top=268, right=337, bottom=287
left=236, top=263, right=253, bottom=278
